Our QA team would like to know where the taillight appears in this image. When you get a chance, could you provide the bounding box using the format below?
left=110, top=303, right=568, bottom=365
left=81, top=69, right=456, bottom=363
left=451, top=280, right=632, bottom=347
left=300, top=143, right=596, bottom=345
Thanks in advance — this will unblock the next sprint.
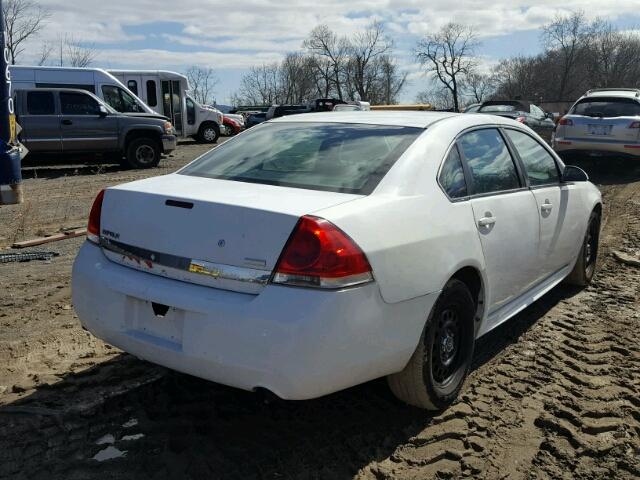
left=629, top=121, right=640, bottom=129
left=87, top=189, right=105, bottom=244
left=272, top=215, right=373, bottom=289
left=515, top=116, right=526, bottom=124
left=559, top=117, right=573, bottom=126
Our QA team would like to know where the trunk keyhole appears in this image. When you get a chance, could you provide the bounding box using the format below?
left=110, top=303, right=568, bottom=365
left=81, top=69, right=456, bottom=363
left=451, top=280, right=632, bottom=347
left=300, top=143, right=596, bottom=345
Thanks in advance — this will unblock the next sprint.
left=151, top=302, right=170, bottom=317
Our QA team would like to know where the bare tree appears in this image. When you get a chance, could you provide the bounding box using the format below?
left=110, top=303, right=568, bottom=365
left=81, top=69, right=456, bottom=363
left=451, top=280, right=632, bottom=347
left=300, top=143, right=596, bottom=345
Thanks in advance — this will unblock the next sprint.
left=304, top=25, right=350, bottom=100
left=2, top=0, right=49, bottom=64
left=541, top=11, right=591, bottom=99
left=36, top=42, right=53, bottom=66
left=186, top=66, right=219, bottom=105
left=346, top=22, right=393, bottom=101
left=43, top=35, right=97, bottom=67
left=464, top=72, right=495, bottom=103
left=415, top=23, right=479, bottom=112
left=415, top=85, right=455, bottom=111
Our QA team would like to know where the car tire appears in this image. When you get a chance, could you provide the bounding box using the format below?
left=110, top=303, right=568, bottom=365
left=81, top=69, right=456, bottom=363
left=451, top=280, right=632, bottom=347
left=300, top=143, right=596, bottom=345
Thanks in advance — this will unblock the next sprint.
left=565, top=210, right=601, bottom=287
left=125, top=137, right=161, bottom=169
left=387, top=279, right=476, bottom=410
left=198, top=123, right=220, bottom=143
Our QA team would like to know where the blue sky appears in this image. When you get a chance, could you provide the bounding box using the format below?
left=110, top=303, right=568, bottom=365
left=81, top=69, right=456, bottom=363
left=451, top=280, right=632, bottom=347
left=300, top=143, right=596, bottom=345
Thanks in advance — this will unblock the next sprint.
left=26, top=1, right=640, bottom=104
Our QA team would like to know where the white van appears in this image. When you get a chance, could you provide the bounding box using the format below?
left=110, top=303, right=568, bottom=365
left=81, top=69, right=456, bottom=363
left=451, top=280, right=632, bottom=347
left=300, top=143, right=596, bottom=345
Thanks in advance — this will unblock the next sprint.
left=109, top=70, right=223, bottom=143
left=10, top=65, right=154, bottom=115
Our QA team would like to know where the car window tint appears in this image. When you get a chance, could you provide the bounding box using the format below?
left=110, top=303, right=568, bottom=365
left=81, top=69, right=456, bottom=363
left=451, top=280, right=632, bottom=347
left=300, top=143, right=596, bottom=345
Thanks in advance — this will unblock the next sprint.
left=181, top=122, right=422, bottom=195
left=27, top=91, right=55, bottom=115
left=572, top=98, right=640, bottom=117
left=506, top=129, right=559, bottom=186
left=458, top=129, right=520, bottom=194
left=60, top=92, right=100, bottom=115
left=439, top=146, right=467, bottom=199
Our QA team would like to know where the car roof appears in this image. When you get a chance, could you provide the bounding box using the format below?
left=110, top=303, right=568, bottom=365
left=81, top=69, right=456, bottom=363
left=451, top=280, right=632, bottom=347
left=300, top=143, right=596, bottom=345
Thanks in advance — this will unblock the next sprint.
left=268, top=111, right=458, bottom=128
left=584, top=88, right=640, bottom=99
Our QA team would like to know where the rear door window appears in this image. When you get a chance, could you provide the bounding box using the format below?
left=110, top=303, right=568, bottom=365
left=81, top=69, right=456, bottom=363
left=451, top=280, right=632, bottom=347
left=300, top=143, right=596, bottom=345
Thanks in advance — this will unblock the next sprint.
left=458, top=129, right=521, bottom=195
left=27, top=91, right=55, bottom=115
left=439, top=146, right=468, bottom=199
left=60, top=92, right=100, bottom=115
left=505, top=129, right=559, bottom=186
left=572, top=98, right=640, bottom=117
left=181, top=122, right=422, bottom=194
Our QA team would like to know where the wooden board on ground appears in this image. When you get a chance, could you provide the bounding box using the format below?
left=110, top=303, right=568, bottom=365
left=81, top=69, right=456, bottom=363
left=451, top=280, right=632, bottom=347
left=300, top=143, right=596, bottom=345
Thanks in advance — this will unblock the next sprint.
left=12, top=229, right=87, bottom=249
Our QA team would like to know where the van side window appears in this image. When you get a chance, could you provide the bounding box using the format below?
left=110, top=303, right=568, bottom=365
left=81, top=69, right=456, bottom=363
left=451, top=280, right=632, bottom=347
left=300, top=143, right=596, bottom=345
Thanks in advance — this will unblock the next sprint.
left=101, top=85, right=143, bottom=113
left=439, top=146, right=468, bottom=199
left=127, top=80, right=138, bottom=96
left=27, top=91, right=55, bottom=115
left=146, top=80, right=157, bottom=107
left=60, top=92, right=100, bottom=115
left=458, top=129, right=521, bottom=195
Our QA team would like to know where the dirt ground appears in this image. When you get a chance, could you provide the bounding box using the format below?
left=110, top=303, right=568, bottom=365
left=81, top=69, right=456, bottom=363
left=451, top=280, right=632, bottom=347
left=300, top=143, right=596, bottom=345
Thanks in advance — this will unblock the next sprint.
left=0, top=144, right=639, bottom=480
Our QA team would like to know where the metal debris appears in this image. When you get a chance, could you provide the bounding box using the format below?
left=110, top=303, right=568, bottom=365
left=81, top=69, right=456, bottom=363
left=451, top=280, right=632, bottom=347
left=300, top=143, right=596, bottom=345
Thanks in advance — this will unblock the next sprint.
left=0, top=251, right=60, bottom=264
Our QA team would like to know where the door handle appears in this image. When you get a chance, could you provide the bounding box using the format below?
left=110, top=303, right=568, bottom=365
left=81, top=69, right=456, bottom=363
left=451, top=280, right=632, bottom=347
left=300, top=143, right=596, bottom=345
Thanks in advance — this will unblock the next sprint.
left=478, top=216, right=496, bottom=228
left=541, top=202, right=553, bottom=213
left=61, top=119, right=73, bottom=126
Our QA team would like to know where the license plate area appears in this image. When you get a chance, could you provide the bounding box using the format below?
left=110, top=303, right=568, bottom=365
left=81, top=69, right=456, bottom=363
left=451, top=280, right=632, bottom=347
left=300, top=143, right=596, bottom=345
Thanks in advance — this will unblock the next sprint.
left=588, top=124, right=612, bottom=136
left=125, top=296, right=184, bottom=349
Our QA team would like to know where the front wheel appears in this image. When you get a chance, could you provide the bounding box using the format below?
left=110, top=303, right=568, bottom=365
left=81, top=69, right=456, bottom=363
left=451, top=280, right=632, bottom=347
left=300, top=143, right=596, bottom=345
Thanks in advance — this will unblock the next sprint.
left=198, top=123, right=220, bottom=143
left=125, top=137, right=161, bottom=169
left=565, top=210, right=601, bottom=287
left=388, top=279, right=476, bottom=410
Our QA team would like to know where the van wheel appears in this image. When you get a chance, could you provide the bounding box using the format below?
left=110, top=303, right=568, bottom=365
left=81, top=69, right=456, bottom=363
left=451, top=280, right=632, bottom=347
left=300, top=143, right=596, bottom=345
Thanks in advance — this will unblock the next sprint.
left=565, top=210, right=601, bottom=287
left=388, top=279, right=475, bottom=410
left=198, top=123, right=219, bottom=143
left=125, top=138, right=161, bottom=169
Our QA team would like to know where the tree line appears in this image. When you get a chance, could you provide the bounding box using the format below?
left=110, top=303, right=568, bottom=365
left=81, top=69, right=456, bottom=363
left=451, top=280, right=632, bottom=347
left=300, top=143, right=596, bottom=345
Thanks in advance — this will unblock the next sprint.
left=236, top=12, right=640, bottom=110
left=231, top=22, right=407, bottom=106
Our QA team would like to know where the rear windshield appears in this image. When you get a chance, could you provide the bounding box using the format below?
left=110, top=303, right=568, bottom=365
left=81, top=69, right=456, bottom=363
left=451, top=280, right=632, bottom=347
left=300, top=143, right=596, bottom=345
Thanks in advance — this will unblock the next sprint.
left=479, top=104, right=518, bottom=113
left=572, top=98, right=640, bottom=117
left=180, top=122, right=422, bottom=194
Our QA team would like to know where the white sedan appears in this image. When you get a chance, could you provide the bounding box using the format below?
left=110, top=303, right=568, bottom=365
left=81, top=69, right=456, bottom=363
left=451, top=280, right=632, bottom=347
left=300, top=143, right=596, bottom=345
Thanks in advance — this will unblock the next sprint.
left=72, top=111, right=602, bottom=410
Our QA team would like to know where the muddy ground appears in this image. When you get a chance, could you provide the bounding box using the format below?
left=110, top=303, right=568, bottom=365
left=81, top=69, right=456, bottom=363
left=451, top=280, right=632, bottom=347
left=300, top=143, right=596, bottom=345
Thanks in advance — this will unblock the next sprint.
left=0, top=144, right=639, bottom=479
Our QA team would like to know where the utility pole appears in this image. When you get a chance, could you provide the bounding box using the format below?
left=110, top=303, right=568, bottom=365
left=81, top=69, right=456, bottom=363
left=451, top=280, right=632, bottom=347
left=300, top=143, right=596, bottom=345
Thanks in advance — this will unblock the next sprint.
left=0, top=0, right=23, bottom=205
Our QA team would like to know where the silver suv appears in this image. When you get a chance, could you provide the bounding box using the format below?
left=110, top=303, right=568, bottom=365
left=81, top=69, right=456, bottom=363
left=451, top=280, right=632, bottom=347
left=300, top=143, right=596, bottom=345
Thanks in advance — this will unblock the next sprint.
left=553, top=88, right=640, bottom=159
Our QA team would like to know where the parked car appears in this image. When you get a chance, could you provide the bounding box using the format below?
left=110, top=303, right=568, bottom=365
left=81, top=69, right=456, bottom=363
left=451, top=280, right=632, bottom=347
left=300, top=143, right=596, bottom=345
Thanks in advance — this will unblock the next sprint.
left=223, top=113, right=245, bottom=127
left=73, top=111, right=601, bottom=410
left=474, top=100, right=556, bottom=143
left=333, top=101, right=371, bottom=111
left=553, top=88, right=640, bottom=159
left=245, top=112, right=267, bottom=128
left=110, top=70, right=224, bottom=143
left=16, top=88, right=176, bottom=168
left=265, top=104, right=312, bottom=120
left=462, top=103, right=481, bottom=113
left=222, top=116, right=242, bottom=136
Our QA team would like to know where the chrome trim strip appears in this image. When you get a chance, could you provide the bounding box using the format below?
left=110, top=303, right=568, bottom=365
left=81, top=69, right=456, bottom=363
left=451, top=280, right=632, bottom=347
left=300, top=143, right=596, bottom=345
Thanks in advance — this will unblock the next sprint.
left=100, top=238, right=271, bottom=293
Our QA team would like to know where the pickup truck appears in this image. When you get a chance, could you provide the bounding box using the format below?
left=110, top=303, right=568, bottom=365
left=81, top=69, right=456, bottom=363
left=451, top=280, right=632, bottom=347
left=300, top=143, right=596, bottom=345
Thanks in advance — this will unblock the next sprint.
left=15, top=88, right=177, bottom=169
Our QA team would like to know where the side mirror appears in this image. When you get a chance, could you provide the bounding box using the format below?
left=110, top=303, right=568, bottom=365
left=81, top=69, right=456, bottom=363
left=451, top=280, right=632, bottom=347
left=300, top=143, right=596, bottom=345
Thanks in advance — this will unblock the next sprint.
left=562, top=165, right=589, bottom=182
left=98, top=105, right=109, bottom=117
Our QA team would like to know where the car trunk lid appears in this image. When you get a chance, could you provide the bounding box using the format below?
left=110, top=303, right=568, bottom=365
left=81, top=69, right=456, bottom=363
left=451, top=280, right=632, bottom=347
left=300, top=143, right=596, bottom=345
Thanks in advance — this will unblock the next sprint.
left=99, top=174, right=362, bottom=294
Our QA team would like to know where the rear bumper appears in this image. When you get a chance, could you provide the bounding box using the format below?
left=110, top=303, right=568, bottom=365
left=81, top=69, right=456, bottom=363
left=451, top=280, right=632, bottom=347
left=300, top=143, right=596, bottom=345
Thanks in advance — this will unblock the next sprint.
left=162, top=135, right=177, bottom=153
left=553, top=136, right=640, bottom=158
left=72, top=242, right=437, bottom=400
